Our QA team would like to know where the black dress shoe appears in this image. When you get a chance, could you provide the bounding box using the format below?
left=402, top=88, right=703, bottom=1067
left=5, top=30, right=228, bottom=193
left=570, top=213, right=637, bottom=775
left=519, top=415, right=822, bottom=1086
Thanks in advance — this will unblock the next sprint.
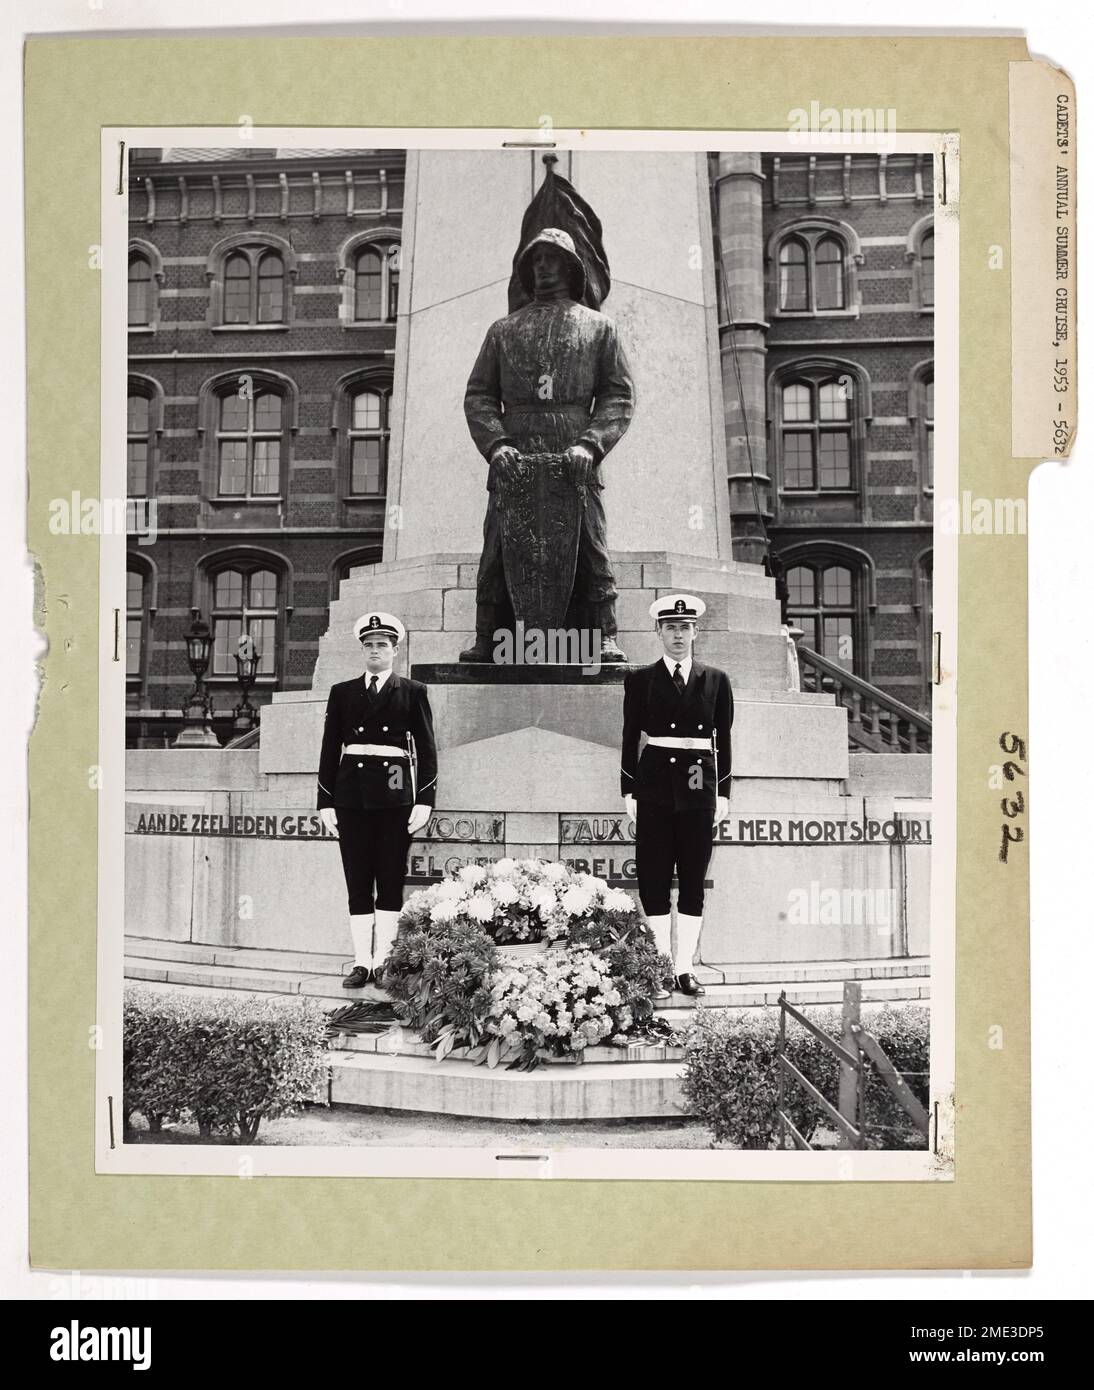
left=675, top=973, right=706, bottom=997
left=343, top=965, right=371, bottom=989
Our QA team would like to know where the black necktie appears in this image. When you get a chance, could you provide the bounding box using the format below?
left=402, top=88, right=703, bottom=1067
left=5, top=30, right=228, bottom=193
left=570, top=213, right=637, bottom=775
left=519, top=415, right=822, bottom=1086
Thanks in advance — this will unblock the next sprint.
left=367, top=675, right=378, bottom=703
left=673, top=663, right=686, bottom=695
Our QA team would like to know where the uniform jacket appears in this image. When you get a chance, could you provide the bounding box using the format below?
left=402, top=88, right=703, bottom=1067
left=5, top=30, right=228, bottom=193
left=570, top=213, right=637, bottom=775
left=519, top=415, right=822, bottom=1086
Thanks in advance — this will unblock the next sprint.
left=620, top=660, right=733, bottom=810
left=463, top=297, right=634, bottom=490
left=316, top=673, right=438, bottom=812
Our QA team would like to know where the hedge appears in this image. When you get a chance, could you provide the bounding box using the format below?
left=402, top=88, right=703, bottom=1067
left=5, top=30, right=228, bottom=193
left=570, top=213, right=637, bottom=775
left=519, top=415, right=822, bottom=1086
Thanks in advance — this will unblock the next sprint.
left=681, top=1003, right=930, bottom=1150
left=123, top=987, right=329, bottom=1143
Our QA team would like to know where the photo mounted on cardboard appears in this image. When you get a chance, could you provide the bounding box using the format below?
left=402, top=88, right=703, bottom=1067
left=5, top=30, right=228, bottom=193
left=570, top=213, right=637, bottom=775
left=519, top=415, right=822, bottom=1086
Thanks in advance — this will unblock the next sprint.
left=96, top=129, right=955, bottom=1181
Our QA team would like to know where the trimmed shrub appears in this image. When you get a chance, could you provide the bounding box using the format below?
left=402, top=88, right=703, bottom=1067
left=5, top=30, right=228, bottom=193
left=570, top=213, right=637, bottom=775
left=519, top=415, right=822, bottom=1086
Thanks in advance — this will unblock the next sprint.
left=681, top=1003, right=930, bottom=1150
left=123, top=987, right=329, bottom=1143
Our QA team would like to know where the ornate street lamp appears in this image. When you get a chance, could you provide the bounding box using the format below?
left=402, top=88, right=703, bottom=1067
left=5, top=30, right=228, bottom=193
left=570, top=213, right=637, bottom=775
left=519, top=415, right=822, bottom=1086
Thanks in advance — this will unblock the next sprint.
left=173, top=609, right=220, bottom=747
left=232, top=631, right=261, bottom=733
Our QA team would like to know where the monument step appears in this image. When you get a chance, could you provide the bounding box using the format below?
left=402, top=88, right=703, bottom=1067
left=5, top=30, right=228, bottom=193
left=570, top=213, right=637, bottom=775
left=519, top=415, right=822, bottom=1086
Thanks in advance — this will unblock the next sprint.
left=697, top=955, right=930, bottom=985
left=325, top=1049, right=686, bottom=1119
left=124, top=936, right=347, bottom=977
left=654, top=976, right=931, bottom=1017
left=330, top=1029, right=687, bottom=1066
left=125, top=951, right=929, bottom=1011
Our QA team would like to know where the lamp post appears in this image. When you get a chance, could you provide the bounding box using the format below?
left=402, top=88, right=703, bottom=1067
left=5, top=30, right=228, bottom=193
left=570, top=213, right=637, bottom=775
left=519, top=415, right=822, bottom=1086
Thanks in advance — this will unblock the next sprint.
left=173, top=609, right=220, bottom=747
left=232, top=632, right=260, bottom=733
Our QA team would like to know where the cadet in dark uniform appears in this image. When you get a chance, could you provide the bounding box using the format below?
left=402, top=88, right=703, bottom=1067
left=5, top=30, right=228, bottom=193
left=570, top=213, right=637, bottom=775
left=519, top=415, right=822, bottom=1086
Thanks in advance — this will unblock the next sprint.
left=317, top=611, right=438, bottom=990
left=620, top=596, right=733, bottom=998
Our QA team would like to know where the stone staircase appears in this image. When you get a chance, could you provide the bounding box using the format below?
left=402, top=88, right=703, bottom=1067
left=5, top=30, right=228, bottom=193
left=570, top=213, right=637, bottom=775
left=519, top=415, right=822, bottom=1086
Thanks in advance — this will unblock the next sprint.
left=124, top=936, right=929, bottom=1119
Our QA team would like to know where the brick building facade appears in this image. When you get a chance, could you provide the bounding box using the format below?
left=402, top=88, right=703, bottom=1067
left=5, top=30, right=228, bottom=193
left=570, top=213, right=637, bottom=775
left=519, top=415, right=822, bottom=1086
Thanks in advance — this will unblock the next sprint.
left=713, top=151, right=934, bottom=714
left=126, top=148, right=933, bottom=746
left=125, top=147, right=404, bottom=745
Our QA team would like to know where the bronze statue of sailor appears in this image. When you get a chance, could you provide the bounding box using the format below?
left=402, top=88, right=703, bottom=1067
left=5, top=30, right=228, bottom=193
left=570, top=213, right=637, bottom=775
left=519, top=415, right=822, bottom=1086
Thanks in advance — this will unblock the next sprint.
left=460, top=164, right=635, bottom=663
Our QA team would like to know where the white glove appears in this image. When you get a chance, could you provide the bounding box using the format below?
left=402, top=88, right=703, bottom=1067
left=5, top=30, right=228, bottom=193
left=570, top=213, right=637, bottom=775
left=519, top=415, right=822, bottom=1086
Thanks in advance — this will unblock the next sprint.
left=624, top=795, right=637, bottom=821
left=714, top=796, right=730, bottom=826
left=319, top=807, right=339, bottom=837
left=407, top=803, right=431, bottom=835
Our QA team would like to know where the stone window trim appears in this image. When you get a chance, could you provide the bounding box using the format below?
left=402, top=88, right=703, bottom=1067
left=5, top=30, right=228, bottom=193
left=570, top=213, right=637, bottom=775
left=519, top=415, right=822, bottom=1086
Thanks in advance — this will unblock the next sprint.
left=336, top=228, right=402, bottom=327
left=127, top=374, right=164, bottom=500
left=331, top=366, right=394, bottom=501
left=197, top=368, right=299, bottom=504
left=907, top=358, right=935, bottom=494
left=765, top=217, right=863, bottom=320
left=125, top=552, right=158, bottom=689
left=906, top=215, right=935, bottom=313
left=777, top=539, right=877, bottom=678
left=768, top=356, right=872, bottom=503
left=194, top=546, right=294, bottom=686
left=204, top=231, right=298, bottom=329
left=128, top=240, right=165, bottom=333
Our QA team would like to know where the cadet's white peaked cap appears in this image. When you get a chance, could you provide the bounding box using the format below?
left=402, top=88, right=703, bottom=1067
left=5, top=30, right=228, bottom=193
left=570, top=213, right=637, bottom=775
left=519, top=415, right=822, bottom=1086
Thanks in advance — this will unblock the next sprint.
left=650, top=594, right=706, bottom=625
left=353, top=611, right=405, bottom=644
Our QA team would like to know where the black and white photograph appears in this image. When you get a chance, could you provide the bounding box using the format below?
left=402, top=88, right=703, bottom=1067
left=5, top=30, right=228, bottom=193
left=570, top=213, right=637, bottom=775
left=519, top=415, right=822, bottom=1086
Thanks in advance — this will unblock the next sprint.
left=103, top=133, right=952, bottom=1177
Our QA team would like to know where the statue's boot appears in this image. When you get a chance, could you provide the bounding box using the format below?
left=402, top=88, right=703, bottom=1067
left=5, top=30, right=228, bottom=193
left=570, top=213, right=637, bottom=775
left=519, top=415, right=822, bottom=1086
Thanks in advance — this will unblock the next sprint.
left=459, top=603, right=509, bottom=663
left=600, top=637, right=627, bottom=663
left=459, top=635, right=498, bottom=663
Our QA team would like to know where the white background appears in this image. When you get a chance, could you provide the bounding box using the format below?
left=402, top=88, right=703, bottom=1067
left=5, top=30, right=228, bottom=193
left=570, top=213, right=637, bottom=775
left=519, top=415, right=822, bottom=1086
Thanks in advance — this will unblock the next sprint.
left=0, top=0, right=1090, bottom=1301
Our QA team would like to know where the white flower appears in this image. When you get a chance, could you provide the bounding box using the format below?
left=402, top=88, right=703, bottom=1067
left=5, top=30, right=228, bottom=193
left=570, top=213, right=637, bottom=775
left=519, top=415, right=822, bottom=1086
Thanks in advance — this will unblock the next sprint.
left=604, top=889, right=634, bottom=913
left=542, top=862, right=570, bottom=884
left=429, top=899, right=459, bottom=924
left=490, top=880, right=520, bottom=906
left=459, top=864, right=487, bottom=885
left=560, top=886, right=593, bottom=916
left=436, top=877, right=465, bottom=900
left=493, top=858, right=518, bottom=877
left=465, top=892, right=495, bottom=922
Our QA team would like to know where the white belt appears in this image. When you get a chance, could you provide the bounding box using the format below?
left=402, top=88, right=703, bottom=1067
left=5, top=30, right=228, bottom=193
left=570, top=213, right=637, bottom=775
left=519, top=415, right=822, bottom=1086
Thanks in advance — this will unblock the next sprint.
left=646, top=736, right=713, bottom=752
left=342, top=743, right=408, bottom=758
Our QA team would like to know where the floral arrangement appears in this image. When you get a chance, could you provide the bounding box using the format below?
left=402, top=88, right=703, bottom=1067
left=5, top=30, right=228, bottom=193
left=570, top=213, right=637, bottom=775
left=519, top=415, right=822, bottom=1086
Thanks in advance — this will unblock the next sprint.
left=384, top=858, right=677, bottom=1070
left=397, top=857, right=639, bottom=945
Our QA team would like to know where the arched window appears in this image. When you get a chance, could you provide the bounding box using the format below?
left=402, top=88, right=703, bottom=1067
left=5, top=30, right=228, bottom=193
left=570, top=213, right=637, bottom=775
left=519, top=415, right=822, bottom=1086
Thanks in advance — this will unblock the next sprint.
left=354, top=242, right=400, bottom=322
left=210, top=564, right=279, bottom=678
left=777, top=238, right=808, bottom=312
left=920, top=231, right=934, bottom=307
left=128, top=254, right=153, bottom=327
left=770, top=223, right=858, bottom=316
left=814, top=236, right=845, bottom=310
left=126, top=567, right=146, bottom=679
left=786, top=560, right=860, bottom=673
left=910, top=361, right=935, bottom=493
left=347, top=386, right=391, bottom=496
left=779, top=377, right=853, bottom=490
left=907, top=217, right=935, bottom=311
left=221, top=248, right=284, bottom=325
left=339, top=232, right=402, bottom=326
left=208, top=236, right=294, bottom=327
left=332, top=547, right=383, bottom=601
left=215, top=387, right=284, bottom=498
left=127, top=389, right=154, bottom=497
